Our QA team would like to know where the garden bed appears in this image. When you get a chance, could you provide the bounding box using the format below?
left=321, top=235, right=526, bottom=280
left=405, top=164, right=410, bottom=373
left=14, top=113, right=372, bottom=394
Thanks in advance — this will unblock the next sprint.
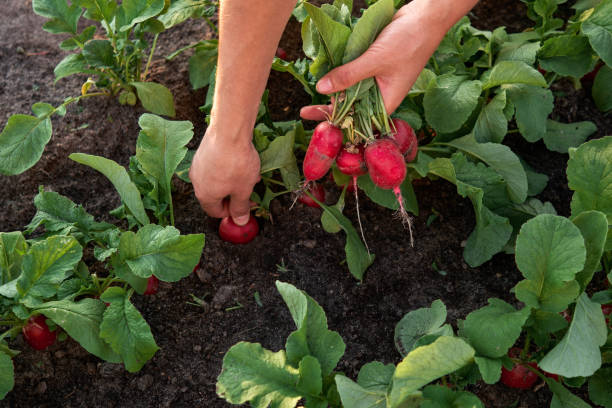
left=1, top=0, right=611, bottom=407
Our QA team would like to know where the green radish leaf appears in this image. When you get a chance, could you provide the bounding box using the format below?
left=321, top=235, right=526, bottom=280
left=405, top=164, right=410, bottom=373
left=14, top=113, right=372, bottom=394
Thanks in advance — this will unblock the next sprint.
left=342, top=0, right=393, bottom=63
left=473, top=90, right=508, bottom=144
left=496, top=40, right=541, bottom=65
left=272, top=58, right=317, bottom=98
left=589, top=367, right=612, bottom=408
left=0, top=232, right=28, bottom=285
left=276, top=281, right=346, bottom=376
left=55, top=53, right=96, bottom=82
left=505, top=84, right=553, bottom=142
left=59, top=25, right=96, bottom=50
left=216, top=342, right=302, bottom=406
left=388, top=337, right=475, bottom=408
left=118, top=224, right=204, bottom=282
left=117, top=0, right=165, bottom=31
left=99, top=287, right=159, bottom=372
left=188, top=42, right=218, bottom=90
left=582, top=0, right=612, bottom=66
left=0, top=351, right=14, bottom=400
left=593, top=65, right=612, bottom=112
left=445, top=134, right=528, bottom=204
left=82, top=39, right=115, bottom=68
left=547, top=377, right=592, bottom=408
left=0, top=111, right=52, bottom=176
left=357, top=174, right=419, bottom=215
left=33, top=0, right=81, bottom=34
left=74, top=0, right=117, bottom=22
left=474, top=356, right=503, bottom=384
left=394, top=300, right=452, bottom=357
left=335, top=375, right=387, bottom=408
left=34, top=298, right=121, bottom=363
left=16, top=236, right=82, bottom=306
left=428, top=156, right=512, bottom=267
left=159, top=0, right=215, bottom=28
left=303, top=3, right=351, bottom=68
left=514, top=214, right=585, bottom=312
left=136, top=113, right=193, bottom=212
left=25, top=189, right=113, bottom=239
left=423, top=75, right=482, bottom=134
left=175, top=149, right=194, bottom=183
left=69, top=153, right=150, bottom=226
left=543, top=120, right=597, bottom=153
left=538, top=35, right=595, bottom=78
left=357, top=361, right=395, bottom=392
left=297, top=356, right=323, bottom=396
left=495, top=198, right=556, bottom=231
left=111, top=257, right=148, bottom=294
left=130, top=82, right=176, bottom=117
left=482, top=61, right=547, bottom=89
left=321, top=187, right=346, bottom=234
left=540, top=293, right=607, bottom=377
left=567, top=136, right=612, bottom=250
left=259, top=130, right=296, bottom=174
left=572, top=211, right=608, bottom=290
left=421, top=385, right=484, bottom=408
left=459, top=299, right=530, bottom=359
left=409, top=68, right=436, bottom=95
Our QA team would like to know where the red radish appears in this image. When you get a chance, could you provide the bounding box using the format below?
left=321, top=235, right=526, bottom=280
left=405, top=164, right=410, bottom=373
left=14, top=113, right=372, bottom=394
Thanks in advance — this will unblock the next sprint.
left=192, top=260, right=201, bottom=274
left=275, top=47, right=288, bottom=60
left=298, top=182, right=325, bottom=208
left=336, top=145, right=367, bottom=177
left=219, top=215, right=259, bottom=244
left=22, top=315, right=56, bottom=350
left=303, top=122, right=343, bottom=182
left=603, top=304, right=612, bottom=325
left=501, top=348, right=538, bottom=389
left=364, top=138, right=414, bottom=245
left=389, top=118, right=418, bottom=162
left=582, top=61, right=603, bottom=83
left=543, top=371, right=560, bottom=382
left=144, top=275, right=159, bottom=295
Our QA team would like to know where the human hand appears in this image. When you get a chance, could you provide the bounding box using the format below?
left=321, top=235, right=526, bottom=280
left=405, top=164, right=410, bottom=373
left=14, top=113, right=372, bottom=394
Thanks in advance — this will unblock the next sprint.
left=301, top=0, right=476, bottom=120
left=189, top=125, right=261, bottom=225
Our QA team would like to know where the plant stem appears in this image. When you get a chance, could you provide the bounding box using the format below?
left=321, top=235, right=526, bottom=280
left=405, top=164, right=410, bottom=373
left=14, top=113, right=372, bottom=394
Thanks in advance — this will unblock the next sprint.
left=203, top=15, right=218, bottom=34
left=142, top=34, right=160, bottom=81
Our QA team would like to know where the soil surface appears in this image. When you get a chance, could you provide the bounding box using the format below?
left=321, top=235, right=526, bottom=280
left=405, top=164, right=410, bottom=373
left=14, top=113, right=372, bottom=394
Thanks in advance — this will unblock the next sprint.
left=1, top=0, right=610, bottom=407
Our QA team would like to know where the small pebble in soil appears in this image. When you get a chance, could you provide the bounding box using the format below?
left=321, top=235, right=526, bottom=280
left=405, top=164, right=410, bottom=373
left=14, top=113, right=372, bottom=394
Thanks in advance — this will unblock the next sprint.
left=99, top=362, right=123, bottom=378
left=54, top=351, right=65, bottom=359
left=212, top=285, right=237, bottom=309
left=193, top=344, right=202, bottom=352
left=300, top=239, right=317, bottom=249
left=136, top=374, right=154, bottom=392
left=34, top=381, right=47, bottom=394
left=196, top=269, right=212, bottom=283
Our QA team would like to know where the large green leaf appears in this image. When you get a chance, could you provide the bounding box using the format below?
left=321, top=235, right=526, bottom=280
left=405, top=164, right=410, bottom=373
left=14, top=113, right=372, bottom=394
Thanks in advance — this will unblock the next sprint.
left=335, top=376, right=387, bottom=408
left=0, top=232, right=28, bottom=285
left=342, top=0, right=393, bottom=63
left=0, top=111, right=52, bottom=176
left=482, top=60, right=547, bottom=89
left=159, top=0, right=213, bottom=28
left=54, top=53, right=96, bottom=82
left=357, top=361, right=395, bottom=392
left=303, top=3, right=352, bottom=67
left=117, top=0, right=165, bottom=31
left=538, top=35, right=595, bottom=78
left=259, top=131, right=297, bottom=174
left=118, top=224, right=204, bottom=282
left=505, top=84, right=553, bottom=142
left=593, top=65, right=612, bottom=112
left=34, top=298, right=121, bottom=362
left=33, top=0, right=81, bottom=34
left=216, top=342, right=302, bottom=406
left=445, top=134, right=528, bottom=203
left=16, top=236, right=82, bottom=305
left=99, top=287, right=159, bottom=372
left=543, top=120, right=597, bottom=153
left=69, top=153, right=150, bottom=226
left=388, top=337, right=475, bottom=408
left=276, top=281, right=345, bottom=376
left=572, top=211, right=608, bottom=290
left=136, top=114, right=193, bottom=211
left=423, top=75, right=483, bottom=134
left=496, top=40, right=541, bottom=65
left=459, top=298, right=530, bottom=359
left=473, top=90, right=508, bottom=143
left=567, top=136, right=612, bottom=249
left=0, top=352, right=14, bottom=400
left=514, top=214, right=585, bottom=312
left=130, top=82, right=176, bottom=117
left=539, top=293, right=607, bottom=377
left=589, top=367, right=612, bottom=408
left=420, top=385, right=484, bottom=408
left=82, top=39, right=115, bottom=68
left=394, top=300, right=452, bottom=357
left=582, top=0, right=612, bottom=66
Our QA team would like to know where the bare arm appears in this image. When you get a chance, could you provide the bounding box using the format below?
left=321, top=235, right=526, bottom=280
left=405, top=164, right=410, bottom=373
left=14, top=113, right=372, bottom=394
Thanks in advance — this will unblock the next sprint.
left=189, top=0, right=296, bottom=225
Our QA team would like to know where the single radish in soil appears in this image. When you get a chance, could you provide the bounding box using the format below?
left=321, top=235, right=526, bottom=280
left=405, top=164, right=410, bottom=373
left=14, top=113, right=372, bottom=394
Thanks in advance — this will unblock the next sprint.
left=364, top=138, right=414, bottom=245
left=303, top=121, right=344, bottom=182
left=144, top=275, right=159, bottom=295
left=501, top=347, right=538, bottom=389
left=298, top=182, right=326, bottom=208
left=219, top=215, right=259, bottom=244
left=275, top=47, right=288, bottom=60
left=22, top=315, right=56, bottom=350
left=389, top=118, right=418, bottom=162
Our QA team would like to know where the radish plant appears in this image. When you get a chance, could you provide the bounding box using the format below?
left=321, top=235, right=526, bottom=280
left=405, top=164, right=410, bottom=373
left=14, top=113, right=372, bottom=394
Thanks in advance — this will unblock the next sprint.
left=0, top=114, right=205, bottom=400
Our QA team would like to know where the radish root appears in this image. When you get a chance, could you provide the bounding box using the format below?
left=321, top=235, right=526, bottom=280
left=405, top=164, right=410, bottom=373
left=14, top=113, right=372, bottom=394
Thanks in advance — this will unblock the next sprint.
left=353, top=176, right=370, bottom=254
left=393, top=186, right=414, bottom=247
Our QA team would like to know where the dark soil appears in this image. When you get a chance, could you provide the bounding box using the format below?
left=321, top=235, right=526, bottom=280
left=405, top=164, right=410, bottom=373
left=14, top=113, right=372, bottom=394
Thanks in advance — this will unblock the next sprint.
left=1, top=0, right=610, bottom=407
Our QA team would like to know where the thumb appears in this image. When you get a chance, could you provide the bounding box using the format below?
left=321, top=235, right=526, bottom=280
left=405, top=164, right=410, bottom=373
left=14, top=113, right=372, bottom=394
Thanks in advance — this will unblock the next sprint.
left=229, top=193, right=253, bottom=226
left=316, top=51, right=379, bottom=94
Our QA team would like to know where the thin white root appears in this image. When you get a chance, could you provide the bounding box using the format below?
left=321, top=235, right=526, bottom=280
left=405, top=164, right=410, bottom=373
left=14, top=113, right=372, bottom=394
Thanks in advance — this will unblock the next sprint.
left=393, top=186, right=415, bottom=247
left=353, top=176, right=370, bottom=254
left=290, top=180, right=310, bottom=210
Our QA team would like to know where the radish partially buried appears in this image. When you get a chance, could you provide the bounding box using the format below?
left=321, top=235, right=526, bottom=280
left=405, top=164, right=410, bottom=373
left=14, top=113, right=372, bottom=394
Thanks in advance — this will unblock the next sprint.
left=219, top=216, right=259, bottom=244
left=143, top=275, right=159, bottom=295
left=303, top=122, right=343, bottom=182
left=22, top=315, right=56, bottom=350
left=298, top=182, right=325, bottom=208
left=390, top=118, right=418, bottom=162
left=365, top=138, right=414, bottom=245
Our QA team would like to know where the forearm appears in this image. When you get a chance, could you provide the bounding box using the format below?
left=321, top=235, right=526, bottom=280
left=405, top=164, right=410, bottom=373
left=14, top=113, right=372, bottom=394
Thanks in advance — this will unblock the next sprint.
left=210, top=0, right=295, bottom=144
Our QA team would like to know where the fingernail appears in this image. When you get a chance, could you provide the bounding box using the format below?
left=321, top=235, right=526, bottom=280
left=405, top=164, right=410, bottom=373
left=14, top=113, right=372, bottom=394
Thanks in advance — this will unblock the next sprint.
left=317, top=78, right=332, bottom=93
left=234, top=215, right=249, bottom=226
